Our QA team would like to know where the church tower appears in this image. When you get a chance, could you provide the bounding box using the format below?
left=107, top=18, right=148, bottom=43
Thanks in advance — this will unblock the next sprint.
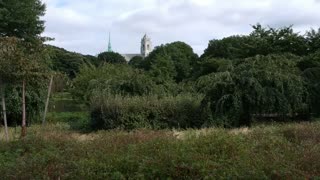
left=141, top=34, right=152, bottom=57
left=108, top=32, right=112, bottom=52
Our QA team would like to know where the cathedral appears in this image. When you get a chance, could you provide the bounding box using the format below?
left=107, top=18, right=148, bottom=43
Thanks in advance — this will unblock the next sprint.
left=107, top=33, right=153, bottom=62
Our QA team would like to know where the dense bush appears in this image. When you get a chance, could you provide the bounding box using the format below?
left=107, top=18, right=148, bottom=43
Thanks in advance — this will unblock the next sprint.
left=303, top=67, right=320, bottom=116
left=2, top=82, right=46, bottom=126
left=71, top=64, right=184, bottom=102
left=90, top=94, right=203, bottom=130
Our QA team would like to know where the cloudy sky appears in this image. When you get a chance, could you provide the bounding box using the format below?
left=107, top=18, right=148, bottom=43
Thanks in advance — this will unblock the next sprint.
left=42, top=0, right=320, bottom=55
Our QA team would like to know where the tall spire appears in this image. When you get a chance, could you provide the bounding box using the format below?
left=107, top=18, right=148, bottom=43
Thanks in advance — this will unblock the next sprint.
left=108, top=32, right=112, bottom=52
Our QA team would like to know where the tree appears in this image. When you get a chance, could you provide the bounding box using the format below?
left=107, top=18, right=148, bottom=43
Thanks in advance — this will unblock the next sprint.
left=306, top=28, right=320, bottom=54
left=202, top=35, right=254, bottom=59
left=0, top=37, right=48, bottom=137
left=128, top=56, right=144, bottom=69
left=298, top=49, right=320, bottom=71
left=47, top=45, right=97, bottom=78
left=303, top=67, right=320, bottom=116
left=0, top=37, right=16, bottom=140
left=193, top=57, right=233, bottom=78
left=1, top=0, right=49, bottom=138
left=144, top=42, right=198, bottom=82
left=97, top=51, right=126, bottom=64
left=0, top=0, right=46, bottom=41
left=201, top=54, right=307, bottom=127
left=72, top=64, right=157, bottom=101
left=202, top=24, right=308, bottom=59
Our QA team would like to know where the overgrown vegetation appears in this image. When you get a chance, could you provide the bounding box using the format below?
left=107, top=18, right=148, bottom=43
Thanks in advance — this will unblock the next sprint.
left=1, top=122, right=320, bottom=179
left=1, top=0, right=320, bottom=178
left=90, top=94, right=203, bottom=130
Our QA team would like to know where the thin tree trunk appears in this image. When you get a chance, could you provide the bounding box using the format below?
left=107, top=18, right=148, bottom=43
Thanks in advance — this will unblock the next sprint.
left=21, top=79, right=27, bottom=138
left=42, top=75, right=53, bottom=126
left=1, top=82, right=9, bottom=141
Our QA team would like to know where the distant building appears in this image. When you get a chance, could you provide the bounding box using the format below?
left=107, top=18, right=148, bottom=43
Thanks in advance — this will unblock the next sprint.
left=107, top=33, right=153, bottom=62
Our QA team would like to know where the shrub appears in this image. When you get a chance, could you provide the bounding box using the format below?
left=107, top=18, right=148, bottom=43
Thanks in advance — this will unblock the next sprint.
left=47, top=112, right=90, bottom=131
left=90, top=93, right=204, bottom=130
left=71, top=64, right=158, bottom=101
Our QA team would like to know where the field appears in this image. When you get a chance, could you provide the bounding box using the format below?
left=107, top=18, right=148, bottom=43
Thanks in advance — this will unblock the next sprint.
left=1, top=121, right=320, bottom=179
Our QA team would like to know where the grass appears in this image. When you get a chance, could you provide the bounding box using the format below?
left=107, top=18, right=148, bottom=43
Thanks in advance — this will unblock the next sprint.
left=0, top=121, right=320, bottom=179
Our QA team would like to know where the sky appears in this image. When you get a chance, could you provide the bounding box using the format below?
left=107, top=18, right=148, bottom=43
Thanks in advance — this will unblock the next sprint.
left=42, top=0, right=320, bottom=56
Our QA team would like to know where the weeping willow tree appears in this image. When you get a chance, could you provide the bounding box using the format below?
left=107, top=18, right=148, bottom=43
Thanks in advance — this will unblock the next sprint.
left=303, top=67, right=320, bottom=116
left=201, top=54, right=309, bottom=127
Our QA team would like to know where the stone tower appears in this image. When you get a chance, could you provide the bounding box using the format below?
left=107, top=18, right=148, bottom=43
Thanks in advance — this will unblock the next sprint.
left=141, top=34, right=152, bottom=57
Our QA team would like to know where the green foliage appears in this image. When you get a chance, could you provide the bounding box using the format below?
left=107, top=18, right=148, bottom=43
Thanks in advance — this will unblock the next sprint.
left=202, top=35, right=254, bottom=59
left=90, top=94, right=203, bottom=130
left=47, top=112, right=90, bottom=131
left=201, top=54, right=308, bottom=127
left=1, top=122, right=320, bottom=179
left=193, top=57, right=233, bottom=78
left=0, top=0, right=46, bottom=41
left=303, top=67, right=320, bottom=116
left=47, top=45, right=98, bottom=78
left=298, top=49, right=320, bottom=71
left=144, top=41, right=198, bottom=82
left=128, top=55, right=144, bottom=69
left=3, top=82, right=46, bottom=125
left=202, top=24, right=308, bottom=59
left=306, top=28, right=320, bottom=54
left=72, top=64, right=158, bottom=101
left=0, top=37, right=49, bottom=125
left=97, top=51, right=126, bottom=64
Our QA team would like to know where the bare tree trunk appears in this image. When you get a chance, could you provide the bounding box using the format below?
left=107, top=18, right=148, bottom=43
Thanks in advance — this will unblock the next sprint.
left=21, top=79, right=27, bottom=138
left=1, top=81, right=9, bottom=141
left=42, top=75, right=53, bottom=126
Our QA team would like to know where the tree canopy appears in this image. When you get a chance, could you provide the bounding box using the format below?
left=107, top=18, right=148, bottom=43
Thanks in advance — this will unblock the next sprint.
left=97, top=51, right=127, bottom=64
left=202, top=24, right=310, bottom=59
left=47, top=45, right=98, bottom=78
left=0, top=0, right=46, bottom=41
left=143, top=41, right=198, bottom=82
left=201, top=54, right=307, bottom=127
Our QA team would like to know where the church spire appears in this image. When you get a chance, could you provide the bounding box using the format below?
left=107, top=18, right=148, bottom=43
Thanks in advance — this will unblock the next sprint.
left=108, top=32, right=112, bottom=52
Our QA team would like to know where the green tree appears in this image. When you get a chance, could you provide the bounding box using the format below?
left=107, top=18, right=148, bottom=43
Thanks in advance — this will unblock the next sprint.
left=202, top=24, right=308, bottom=59
left=201, top=54, right=307, bottom=127
left=303, top=67, right=320, bottom=116
left=97, top=51, right=126, bottom=64
left=0, top=37, right=48, bottom=137
left=72, top=64, right=157, bottom=101
left=47, top=45, right=97, bottom=78
left=145, top=42, right=198, bottom=82
left=298, top=50, right=320, bottom=71
left=202, top=35, right=254, bottom=59
left=128, top=56, right=144, bottom=69
left=0, top=0, right=49, bottom=137
left=306, top=28, right=320, bottom=54
left=0, top=0, right=46, bottom=41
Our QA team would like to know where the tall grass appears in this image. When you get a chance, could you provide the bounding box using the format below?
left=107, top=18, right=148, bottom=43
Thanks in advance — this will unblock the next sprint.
left=0, top=121, right=319, bottom=179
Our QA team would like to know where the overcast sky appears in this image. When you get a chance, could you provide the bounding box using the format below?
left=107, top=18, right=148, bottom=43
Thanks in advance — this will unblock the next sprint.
left=42, top=0, right=320, bottom=55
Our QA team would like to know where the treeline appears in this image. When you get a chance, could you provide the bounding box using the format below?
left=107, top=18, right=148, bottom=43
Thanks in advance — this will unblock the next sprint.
left=1, top=0, right=319, bottom=132
left=67, top=25, right=320, bottom=130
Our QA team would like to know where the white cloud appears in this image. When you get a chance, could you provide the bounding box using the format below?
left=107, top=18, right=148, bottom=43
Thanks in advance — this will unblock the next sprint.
left=42, top=0, right=320, bottom=55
